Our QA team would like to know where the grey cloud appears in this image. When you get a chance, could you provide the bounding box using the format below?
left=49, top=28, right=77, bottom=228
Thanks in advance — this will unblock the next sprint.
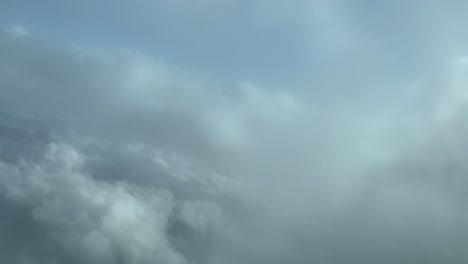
left=0, top=125, right=243, bottom=264
left=2, top=24, right=468, bottom=264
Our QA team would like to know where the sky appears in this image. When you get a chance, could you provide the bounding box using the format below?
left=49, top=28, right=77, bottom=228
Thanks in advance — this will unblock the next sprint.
left=2, top=0, right=468, bottom=263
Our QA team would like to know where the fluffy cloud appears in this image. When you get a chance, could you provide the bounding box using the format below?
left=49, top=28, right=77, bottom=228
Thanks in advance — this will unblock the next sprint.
left=2, top=19, right=468, bottom=264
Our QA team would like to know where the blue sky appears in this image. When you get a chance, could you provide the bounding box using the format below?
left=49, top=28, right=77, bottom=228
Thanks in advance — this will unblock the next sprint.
left=3, top=0, right=460, bottom=89
left=0, top=0, right=310, bottom=83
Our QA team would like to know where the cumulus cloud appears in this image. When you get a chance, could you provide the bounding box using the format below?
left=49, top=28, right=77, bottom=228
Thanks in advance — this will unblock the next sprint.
left=2, top=4, right=468, bottom=262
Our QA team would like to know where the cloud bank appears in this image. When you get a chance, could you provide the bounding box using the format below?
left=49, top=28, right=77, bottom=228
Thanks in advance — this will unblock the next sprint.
left=2, top=1, right=468, bottom=262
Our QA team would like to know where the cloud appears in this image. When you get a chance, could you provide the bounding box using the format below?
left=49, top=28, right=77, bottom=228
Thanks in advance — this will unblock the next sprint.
left=2, top=15, right=468, bottom=264
left=0, top=142, right=184, bottom=264
left=5, top=25, right=29, bottom=37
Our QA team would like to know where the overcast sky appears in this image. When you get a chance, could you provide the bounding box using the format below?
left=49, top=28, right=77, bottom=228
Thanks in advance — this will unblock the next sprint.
left=2, top=1, right=468, bottom=264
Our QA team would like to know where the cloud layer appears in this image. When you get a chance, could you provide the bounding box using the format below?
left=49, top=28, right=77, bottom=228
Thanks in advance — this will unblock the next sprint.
left=2, top=2, right=468, bottom=262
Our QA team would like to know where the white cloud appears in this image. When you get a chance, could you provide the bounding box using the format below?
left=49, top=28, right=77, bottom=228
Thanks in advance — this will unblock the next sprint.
left=0, top=143, right=185, bottom=264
